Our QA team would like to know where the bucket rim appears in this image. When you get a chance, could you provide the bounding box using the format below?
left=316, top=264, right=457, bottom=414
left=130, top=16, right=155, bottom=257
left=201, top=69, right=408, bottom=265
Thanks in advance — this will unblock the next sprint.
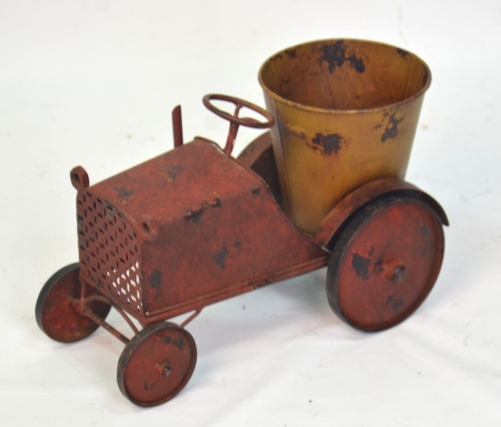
left=258, top=38, right=432, bottom=115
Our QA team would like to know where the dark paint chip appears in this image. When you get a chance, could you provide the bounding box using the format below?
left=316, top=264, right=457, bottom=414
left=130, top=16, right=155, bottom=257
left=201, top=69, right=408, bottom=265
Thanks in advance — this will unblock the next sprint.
left=185, top=197, right=222, bottom=222
left=164, top=164, right=183, bottom=181
left=149, top=269, right=162, bottom=290
left=213, top=246, right=229, bottom=269
left=392, top=298, right=404, bottom=313
left=381, top=112, right=404, bottom=142
left=310, top=133, right=345, bottom=155
left=173, top=337, right=184, bottom=350
left=396, top=48, right=409, bottom=58
left=319, top=41, right=365, bottom=74
left=352, top=253, right=370, bottom=280
left=114, top=187, right=135, bottom=199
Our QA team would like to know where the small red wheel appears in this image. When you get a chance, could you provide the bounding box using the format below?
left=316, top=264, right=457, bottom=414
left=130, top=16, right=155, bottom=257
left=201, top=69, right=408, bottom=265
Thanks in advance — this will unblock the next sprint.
left=35, top=263, right=111, bottom=343
left=117, top=322, right=197, bottom=407
left=327, top=196, right=445, bottom=332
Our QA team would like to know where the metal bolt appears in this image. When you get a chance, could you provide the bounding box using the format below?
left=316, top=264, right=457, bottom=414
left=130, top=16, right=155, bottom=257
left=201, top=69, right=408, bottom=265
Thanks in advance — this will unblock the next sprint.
left=155, top=361, right=172, bottom=376
left=392, top=265, right=407, bottom=282
left=382, top=260, right=407, bottom=282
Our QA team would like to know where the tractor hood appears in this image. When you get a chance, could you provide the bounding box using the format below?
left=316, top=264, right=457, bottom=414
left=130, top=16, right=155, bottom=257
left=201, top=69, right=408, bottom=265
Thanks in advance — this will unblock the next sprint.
left=78, top=137, right=325, bottom=318
left=89, top=138, right=262, bottom=227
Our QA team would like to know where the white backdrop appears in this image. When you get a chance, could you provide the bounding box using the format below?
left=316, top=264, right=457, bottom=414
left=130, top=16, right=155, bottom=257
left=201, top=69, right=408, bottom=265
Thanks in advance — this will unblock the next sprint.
left=1, top=0, right=500, bottom=425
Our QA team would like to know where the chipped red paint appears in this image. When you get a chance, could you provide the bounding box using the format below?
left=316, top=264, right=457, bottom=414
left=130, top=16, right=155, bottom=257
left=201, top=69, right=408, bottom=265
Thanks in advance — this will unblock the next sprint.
left=80, top=138, right=326, bottom=325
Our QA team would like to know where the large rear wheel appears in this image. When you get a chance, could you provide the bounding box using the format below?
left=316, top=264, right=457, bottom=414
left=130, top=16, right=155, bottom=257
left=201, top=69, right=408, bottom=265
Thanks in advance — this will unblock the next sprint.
left=326, top=196, right=445, bottom=332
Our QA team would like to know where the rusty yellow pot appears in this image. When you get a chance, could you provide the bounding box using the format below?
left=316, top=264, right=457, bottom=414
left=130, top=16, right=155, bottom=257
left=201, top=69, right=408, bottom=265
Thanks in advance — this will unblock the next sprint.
left=259, top=39, right=431, bottom=235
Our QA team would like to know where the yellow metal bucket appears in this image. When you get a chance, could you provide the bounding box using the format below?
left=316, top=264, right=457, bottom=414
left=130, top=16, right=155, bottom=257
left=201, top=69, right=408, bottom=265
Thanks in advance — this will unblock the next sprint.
left=259, top=39, right=431, bottom=235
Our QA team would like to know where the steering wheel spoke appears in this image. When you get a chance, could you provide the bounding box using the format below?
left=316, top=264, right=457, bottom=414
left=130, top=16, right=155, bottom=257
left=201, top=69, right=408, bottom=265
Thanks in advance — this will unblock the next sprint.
left=203, top=94, right=275, bottom=156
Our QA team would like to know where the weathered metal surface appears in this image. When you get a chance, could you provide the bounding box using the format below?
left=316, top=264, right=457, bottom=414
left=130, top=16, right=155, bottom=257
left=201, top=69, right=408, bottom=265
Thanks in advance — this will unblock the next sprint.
left=312, top=178, right=449, bottom=251
left=237, top=131, right=283, bottom=205
left=35, top=263, right=111, bottom=342
left=117, top=322, right=197, bottom=407
left=326, top=195, right=444, bottom=331
left=79, top=138, right=325, bottom=324
left=259, top=39, right=431, bottom=234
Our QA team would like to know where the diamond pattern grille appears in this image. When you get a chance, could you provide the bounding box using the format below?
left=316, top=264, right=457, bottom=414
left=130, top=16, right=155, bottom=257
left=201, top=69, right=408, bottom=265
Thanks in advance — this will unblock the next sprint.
left=77, top=191, right=143, bottom=313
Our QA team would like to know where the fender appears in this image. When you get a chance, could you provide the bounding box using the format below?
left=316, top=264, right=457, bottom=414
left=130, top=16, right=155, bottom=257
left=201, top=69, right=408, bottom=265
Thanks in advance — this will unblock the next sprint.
left=312, top=178, right=449, bottom=252
left=237, top=132, right=282, bottom=204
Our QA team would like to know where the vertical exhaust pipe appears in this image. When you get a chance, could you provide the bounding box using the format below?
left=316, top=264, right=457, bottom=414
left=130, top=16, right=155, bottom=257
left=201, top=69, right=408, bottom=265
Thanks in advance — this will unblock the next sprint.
left=172, top=105, right=184, bottom=148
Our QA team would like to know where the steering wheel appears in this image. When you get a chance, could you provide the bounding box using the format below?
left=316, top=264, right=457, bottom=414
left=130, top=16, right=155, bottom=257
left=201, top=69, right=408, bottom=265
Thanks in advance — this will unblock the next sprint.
left=203, top=94, right=275, bottom=155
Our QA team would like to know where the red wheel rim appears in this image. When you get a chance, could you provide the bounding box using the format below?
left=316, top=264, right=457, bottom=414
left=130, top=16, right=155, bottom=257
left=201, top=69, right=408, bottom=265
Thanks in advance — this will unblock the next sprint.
left=118, top=322, right=197, bottom=407
left=36, top=263, right=111, bottom=342
left=328, top=198, right=444, bottom=331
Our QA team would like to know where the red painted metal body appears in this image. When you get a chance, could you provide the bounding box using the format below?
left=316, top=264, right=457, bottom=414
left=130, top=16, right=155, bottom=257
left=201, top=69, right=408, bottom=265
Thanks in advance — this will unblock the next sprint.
left=77, top=137, right=326, bottom=326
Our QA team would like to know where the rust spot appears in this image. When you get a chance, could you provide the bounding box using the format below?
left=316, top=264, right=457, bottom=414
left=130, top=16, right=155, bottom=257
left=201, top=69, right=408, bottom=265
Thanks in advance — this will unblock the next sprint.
left=147, top=381, right=157, bottom=391
left=213, top=246, right=228, bottom=269
left=318, top=41, right=365, bottom=73
left=114, top=187, right=135, bottom=199
left=159, top=334, right=182, bottom=349
left=173, top=337, right=184, bottom=350
left=162, top=165, right=183, bottom=182
left=352, top=253, right=370, bottom=280
left=149, top=270, right=162, bottom=300
left=396, top=48, right=409, bottom=58
left=184, top=197, right=221, bottom=222
left=381, top=112, right=404, bottom=142
left=251, top=187, right=261, bottom=195
left=392, top=298, right=404, bottom=313
left=309, top=133, right=345, bottom=155
left=285, top=48, right=297, bottom=58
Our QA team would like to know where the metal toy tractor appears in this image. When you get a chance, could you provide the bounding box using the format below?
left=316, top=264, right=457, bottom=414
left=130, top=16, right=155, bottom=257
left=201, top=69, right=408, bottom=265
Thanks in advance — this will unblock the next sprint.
left=35, top=40, right=448, bottom=407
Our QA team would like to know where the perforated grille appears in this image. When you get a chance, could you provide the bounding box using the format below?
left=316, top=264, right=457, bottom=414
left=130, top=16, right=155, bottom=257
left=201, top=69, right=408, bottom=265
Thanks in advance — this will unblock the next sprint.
left=77, top=191, right=143, bottom=313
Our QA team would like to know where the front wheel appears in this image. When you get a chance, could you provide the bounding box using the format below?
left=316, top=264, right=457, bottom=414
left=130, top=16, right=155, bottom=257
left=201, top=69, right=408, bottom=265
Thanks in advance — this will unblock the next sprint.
left=117, top=322, right=197, bottom=407
left=35, top=263, right=111, bottom=343
left=326, top=195, right=445, bottom=332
